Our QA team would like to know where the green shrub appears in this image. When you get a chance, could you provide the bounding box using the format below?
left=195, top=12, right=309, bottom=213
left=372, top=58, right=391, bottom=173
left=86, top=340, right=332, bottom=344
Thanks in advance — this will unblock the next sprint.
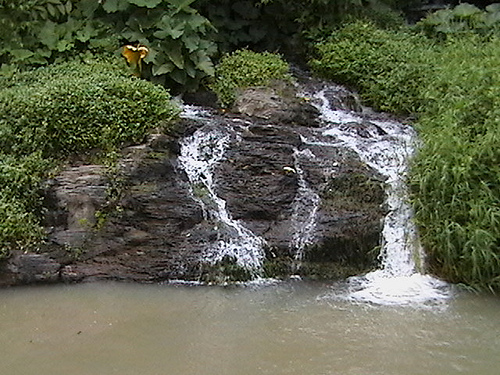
left=0, top=58, right=179, bottom=256
left=310, top=22, right=500, bottom=291
left=309, top=21, right=433, bottom=114
left=0, top=153, right=51, bottom=256
left=0, top=59, right=179, bottom=157
left=210, top=49, right=291, bottom=107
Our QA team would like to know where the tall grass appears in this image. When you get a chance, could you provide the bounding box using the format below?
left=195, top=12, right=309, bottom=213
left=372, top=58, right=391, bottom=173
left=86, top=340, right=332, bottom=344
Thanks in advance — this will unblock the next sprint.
left=310, top=22, right=500, bottom=291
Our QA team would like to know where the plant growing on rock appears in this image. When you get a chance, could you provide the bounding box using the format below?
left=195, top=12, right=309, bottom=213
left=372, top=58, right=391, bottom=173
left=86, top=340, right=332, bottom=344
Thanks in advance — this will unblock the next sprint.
left=210, top=49, right=291, bottom=108
left=0, top=58, right=179, bottom=257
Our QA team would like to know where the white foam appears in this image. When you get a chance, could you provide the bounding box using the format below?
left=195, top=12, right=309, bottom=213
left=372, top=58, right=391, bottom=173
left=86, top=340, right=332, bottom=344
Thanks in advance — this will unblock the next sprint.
left=310, top=87, right=452, bottom=307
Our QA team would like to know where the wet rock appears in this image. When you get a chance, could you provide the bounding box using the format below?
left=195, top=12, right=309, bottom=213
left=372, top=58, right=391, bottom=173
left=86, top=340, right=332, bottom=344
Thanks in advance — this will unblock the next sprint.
left=0, top=253, right=61, bottom=286
left=1, top=77, right=389, bottom=285
left=232, top=82, right=320, bottom=127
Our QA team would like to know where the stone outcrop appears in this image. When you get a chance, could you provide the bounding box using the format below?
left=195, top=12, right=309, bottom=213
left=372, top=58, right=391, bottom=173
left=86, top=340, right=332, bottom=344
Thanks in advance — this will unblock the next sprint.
left=0, top=79, right=388, bottom=286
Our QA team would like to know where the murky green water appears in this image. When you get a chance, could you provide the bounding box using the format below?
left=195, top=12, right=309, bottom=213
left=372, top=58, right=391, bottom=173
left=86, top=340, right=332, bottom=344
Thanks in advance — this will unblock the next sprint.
left=0, top=280, right=499, bottom=375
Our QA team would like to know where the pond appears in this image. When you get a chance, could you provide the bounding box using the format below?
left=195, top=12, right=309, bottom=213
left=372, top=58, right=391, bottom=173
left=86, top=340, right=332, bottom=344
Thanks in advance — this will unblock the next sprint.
left=0, top=280, right=499, bottom=375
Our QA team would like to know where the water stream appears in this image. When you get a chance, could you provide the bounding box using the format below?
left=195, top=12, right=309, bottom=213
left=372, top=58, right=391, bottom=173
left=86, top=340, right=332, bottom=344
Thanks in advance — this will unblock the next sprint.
left=179, top=81, right=451, bottom=306
left=305, top=85, right=451, bottom=306
left=179, top=107, right=265, bottom=271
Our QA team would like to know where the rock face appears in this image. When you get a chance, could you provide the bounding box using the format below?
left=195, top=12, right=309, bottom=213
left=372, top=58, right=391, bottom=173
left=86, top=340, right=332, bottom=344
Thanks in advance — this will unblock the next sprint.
left=0, top=79, right=388, bottom=286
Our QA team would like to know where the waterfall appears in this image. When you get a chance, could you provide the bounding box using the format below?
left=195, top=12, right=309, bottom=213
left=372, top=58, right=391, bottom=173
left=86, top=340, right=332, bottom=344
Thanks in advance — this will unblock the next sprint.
left=290, top=148, right=320, bottom=262
left=308, top=86, right=451, bottom=306
left=178, top=106, right=265, bottom=271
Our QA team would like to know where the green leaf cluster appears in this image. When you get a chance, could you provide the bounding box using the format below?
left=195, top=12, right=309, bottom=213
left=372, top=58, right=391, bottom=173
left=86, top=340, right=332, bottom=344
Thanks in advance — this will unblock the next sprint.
left=0, top=0, right=217, bottom=91
left=310, top=21, right=500, bottom=291
left=194, top=0, right=407, bottom=55
left=210, top=49, right=291, bottom=108
left=0, top=59, right=179, bottom=256
left=417, top=3, right=500, bottom=38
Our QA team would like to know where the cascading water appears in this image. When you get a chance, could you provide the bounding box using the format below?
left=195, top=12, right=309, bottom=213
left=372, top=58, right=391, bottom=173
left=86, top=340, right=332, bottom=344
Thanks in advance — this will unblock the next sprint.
left=178, top=106, right=265, bottom=271
left=178, top=80, right=450, bottom=306
left=290, top=148, right=320, bottom=262
left=305, top=85, right=451, bottom=306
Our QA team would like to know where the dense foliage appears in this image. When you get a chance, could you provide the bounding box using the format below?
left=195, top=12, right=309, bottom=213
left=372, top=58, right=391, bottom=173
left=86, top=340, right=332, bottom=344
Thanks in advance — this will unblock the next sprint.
left=0, top=59, right=178, bottom=256
left=210, top=49, right=291, bottom=108
left=417, top=2, right=500, bottom=38
left=310, top=19, right=500, bottom=291
left=0, top=0, right=216, bottom=91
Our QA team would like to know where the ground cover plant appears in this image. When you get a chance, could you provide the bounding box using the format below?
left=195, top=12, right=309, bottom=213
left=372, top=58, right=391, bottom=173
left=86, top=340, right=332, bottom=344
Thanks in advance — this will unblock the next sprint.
left=309, top=15, right=500, bottom=291
left=0, top=58, right=179, bottom=257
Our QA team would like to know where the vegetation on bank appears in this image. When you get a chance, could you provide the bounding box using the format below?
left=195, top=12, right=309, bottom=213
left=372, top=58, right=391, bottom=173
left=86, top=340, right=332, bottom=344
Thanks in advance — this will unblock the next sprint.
left=310, top=5, right=500, bottom=291
left=0, top=59, right=179, bottom=256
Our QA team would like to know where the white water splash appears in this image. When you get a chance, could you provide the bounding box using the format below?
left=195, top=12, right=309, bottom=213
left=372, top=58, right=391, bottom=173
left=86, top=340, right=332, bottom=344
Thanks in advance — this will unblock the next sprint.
left=312, top=87, right=451, bottom=306
left=179, top=108, right=265, bottom=271
left=290, top=148, right=320, bottom=261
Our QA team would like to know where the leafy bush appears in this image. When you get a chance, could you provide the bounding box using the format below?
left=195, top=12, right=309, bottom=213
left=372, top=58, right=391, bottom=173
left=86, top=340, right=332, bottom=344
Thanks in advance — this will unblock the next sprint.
left=0, top=153, right=50, bottom=257
left=0, top=58, right=179, bottom=256
left=0, top=59, right=179, bottom=157
left=210, top=49, right=291, bottom=108
left=0, top=0, right=217, bottom=92
left=310, top=21, right=500, bottom=291
left=309, top=21, right=433, bottom=114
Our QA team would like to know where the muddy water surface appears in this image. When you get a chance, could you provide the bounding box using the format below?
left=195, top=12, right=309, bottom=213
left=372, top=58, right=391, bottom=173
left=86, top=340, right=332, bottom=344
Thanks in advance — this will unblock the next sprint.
left=0, top=281, right=499, bottom=375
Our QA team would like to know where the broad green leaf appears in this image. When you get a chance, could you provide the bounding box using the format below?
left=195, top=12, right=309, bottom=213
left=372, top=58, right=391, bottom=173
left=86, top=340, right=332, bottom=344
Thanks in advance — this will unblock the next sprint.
left=47, top=3, right=58, bottom=18
left=486, top=4, right=500, bottom=13
left=170, top=68, right=186, bottom=84
left=121, top=29, right=147, bottom=43
left=56, top=39, right=73, bottom=52
left=194, top=55, right=214, bottom=76
left=39, top=21, right=59, bottom=49
left=102, top=0, right=129, bottom=13
left=153, top=23, right=185, bottom=40
left=128, top=0, right=163, bottom=8
left=65, top=0, right=72, bottom=14
left=76, top=0, right=100, bottom=18
left=57, top=4, right=67, bottom=15
left=453, top=3, right=481, bottom=18
left=152, top=62, right=174, bottom=76
left=10, top=49, right=34, bottom=60
left=143, top=47, right=158, bottom=64
left=166, top=44, right=184, bottom=69
left=184, top=60, right=196, bottom=78
left=484, top=11, right=500, bottom=26
left=186, top=13, right=208, bottom=29
left=182, top=34, right=199, bottom=52
left=75, top=23, right=96, bottom=42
